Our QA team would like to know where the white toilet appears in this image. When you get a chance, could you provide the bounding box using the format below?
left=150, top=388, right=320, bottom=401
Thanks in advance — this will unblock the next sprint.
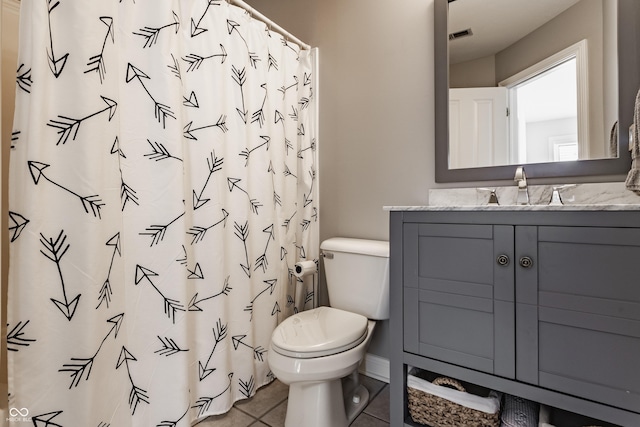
left=268, top=237, right=389, bottom=427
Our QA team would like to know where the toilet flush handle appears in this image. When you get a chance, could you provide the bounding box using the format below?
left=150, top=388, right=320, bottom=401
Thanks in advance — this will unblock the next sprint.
left=321, top=251, right=334, bottom=260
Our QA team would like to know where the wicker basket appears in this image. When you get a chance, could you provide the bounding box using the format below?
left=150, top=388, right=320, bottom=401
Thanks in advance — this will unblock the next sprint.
left=407, top=370, right=501, bottom=427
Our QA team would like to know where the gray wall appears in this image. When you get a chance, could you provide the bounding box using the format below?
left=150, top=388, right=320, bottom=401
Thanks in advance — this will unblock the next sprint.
left=495, top=0, right=604, bottom=83
left=450, top=55, right=496, bottom=88
left=242, top=0, right=435, bottom=239
left=244, top=0, right=436, bottom=359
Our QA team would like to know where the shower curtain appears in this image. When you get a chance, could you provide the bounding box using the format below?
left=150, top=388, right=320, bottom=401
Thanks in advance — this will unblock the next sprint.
left=7, top=1, right=317, bottom=425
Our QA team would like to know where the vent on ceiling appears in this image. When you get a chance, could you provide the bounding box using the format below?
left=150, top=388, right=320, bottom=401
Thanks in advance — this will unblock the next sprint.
left=449, top=28, right=473, bottom=41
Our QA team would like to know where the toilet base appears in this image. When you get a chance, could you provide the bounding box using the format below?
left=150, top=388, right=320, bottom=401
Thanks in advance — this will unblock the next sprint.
left=285, top=379, right=348, bottom=427
left=284, top=373, right=370, bottom=427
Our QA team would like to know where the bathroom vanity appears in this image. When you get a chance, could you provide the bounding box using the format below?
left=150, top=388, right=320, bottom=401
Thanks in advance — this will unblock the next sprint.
left=388, top=204, right=640, bottom=427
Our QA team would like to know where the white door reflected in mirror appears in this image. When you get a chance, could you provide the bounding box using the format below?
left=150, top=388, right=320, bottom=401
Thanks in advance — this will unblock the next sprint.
left=449, top=87, right=507, bottom=169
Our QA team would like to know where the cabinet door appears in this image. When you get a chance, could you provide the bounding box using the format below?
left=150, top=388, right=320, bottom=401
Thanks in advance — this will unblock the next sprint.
left=517, top=226, right=640, bottom=413
left=403, top=223, right=515, bottom=378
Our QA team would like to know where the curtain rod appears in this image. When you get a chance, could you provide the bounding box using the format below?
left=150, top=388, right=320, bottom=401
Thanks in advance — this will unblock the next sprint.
left=228, top=0, right=311, bottom=50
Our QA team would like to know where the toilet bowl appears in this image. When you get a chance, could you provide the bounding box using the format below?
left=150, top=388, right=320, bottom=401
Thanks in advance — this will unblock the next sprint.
left=267, top=238, right=389, bottom=427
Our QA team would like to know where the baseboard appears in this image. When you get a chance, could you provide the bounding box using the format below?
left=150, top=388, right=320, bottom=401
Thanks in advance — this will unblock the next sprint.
left=358, top=353, right=389, bottom=383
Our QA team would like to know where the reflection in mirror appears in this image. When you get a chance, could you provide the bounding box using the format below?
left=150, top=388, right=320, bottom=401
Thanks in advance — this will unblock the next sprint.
left=435, top=0, right=640, bottom=182
left=506, top=56, right=580, bottom=164
left=448, top=0, right=616, bottom=169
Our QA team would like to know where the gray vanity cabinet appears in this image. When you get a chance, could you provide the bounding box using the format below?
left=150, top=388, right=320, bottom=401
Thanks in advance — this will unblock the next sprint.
left=517, top=225, right=640, bottom=413
left=389, top=210, right=640, bottom=427
left=402, top=222, right=515, bottom=378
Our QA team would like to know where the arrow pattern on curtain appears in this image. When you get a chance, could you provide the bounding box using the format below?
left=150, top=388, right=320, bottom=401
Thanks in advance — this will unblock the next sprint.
left=8, top=0, right=317, bottom=425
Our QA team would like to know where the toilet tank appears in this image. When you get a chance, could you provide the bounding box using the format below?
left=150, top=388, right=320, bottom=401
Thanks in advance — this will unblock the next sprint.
left=320, top=237, right=389, bottom=320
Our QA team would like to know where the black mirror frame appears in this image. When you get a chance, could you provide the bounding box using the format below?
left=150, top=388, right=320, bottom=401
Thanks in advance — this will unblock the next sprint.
left=435, top=0, right=640, bottom=182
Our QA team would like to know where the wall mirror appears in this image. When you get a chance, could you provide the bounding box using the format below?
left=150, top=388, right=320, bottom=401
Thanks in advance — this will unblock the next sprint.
left=435, top=0, right=640, bottom=182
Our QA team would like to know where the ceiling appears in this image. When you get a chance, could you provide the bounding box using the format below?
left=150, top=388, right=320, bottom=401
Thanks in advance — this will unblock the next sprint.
left=448, top=0, right=582, bottom=64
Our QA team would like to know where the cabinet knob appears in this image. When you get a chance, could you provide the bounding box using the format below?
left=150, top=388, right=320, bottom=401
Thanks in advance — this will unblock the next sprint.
left=496, top=254, right=510, bottom=266
left=519, top=256, right=534, bottom=268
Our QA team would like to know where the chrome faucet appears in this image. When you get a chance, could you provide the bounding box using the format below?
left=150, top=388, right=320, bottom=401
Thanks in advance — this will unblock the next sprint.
left=514, top=166, right=529, bottom=205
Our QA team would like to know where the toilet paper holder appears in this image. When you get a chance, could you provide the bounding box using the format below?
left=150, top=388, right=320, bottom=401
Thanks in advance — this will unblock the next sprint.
left=294, top=260, right=318, bottom=278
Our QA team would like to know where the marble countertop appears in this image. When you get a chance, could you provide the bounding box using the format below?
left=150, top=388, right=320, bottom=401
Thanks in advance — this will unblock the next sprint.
left=385, top=182, right=640, bottom=212
left=384, top=204, right=640, bottom=211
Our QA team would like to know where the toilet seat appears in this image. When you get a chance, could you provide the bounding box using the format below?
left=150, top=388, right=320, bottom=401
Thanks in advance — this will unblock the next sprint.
left=271, top=307, right=368, bottom=359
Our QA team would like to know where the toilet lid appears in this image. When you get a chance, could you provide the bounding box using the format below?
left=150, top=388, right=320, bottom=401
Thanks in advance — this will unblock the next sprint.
left=271, top=306, right=368, bottom=359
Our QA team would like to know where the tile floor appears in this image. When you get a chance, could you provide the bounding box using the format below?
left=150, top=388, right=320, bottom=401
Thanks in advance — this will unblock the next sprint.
left=194, top=374, right=390, bottom=427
